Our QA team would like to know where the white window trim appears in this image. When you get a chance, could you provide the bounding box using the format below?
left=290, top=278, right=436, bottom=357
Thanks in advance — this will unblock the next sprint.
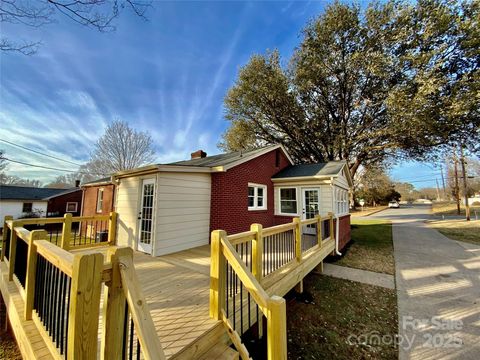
left=334, top=187, right=349, bottom=216
left=248, top=183, right=267, bottom=211
left=66, top=202, right=78, bottom=212
left=277, top=187, right=299, bottom=216
left=96, top=188, right=104, bottom=213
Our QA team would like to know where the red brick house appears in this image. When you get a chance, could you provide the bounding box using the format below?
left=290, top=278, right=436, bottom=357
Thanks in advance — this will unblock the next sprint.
left=80, top=177, right=115, bottom=217
left=45, top=188, right=83, bottom=217
left=112, top=145, right=352, bottom=256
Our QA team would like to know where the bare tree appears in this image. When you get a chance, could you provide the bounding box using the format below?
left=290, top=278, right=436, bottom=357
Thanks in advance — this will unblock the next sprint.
left=0, top=173, right=42, bottom=187
left=85, top=120, right=156, bottom=176
left=0, top=150, right=6, bottom=171
left=1, top=0, right=151, bottom=55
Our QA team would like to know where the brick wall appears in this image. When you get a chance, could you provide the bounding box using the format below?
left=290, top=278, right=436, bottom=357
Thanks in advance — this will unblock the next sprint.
left=210, top=149, right=291, bottom=235
left=336, top=214, right=351, bottom=250
left=81, top=184, right=115, bottom=217
left=47, top=189, right=82, bottom=216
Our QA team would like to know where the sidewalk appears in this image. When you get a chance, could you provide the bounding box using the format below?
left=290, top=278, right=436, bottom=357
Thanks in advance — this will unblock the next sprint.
left=320, top=263, right=395, bottom=289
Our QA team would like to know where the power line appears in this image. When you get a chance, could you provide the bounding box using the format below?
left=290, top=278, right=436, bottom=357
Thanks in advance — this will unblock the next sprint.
left=2, top=157, right=100, bottom=175
left=0, top=138, right=83, bottom=167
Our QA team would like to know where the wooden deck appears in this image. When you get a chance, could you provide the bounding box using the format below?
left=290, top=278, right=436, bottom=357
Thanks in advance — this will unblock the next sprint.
left=74, top=245, right=221, bottom=359
left=1, top=229, right=334, bottom=359
left=131, top=246, right=219, bottom=358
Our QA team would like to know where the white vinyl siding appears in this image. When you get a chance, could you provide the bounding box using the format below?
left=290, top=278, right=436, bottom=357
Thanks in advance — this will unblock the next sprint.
left=0, top=201, right=48, bottom=222
left=154, top=172, right=211, bottom=256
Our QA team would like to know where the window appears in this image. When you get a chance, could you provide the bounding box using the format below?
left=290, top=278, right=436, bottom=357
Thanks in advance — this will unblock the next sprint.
left=96, top=188, right=104, bottom=213
left=248, top=184, right=267, bottom=210
left=275, top=149, right=281, bottom=167
left=22, top=202, right=32, bottom=213
left=66, top=202, right=78, bottom=212
left=279, top=188, right=297, bottom=214
left=335, top=188, right=349, bottom=215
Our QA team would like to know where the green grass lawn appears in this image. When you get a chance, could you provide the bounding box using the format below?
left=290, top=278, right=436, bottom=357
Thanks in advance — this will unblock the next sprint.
left=287, top=274, right=398, bottom=360
left=432, top=201, right=480, bottom=217
left=332, top=219, right=394, bottom=274
left=428, top=219, right=480, bottom=245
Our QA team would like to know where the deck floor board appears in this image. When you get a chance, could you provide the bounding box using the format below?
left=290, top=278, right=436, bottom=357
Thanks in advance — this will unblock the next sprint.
left=121, top=245, right=218, bottom=359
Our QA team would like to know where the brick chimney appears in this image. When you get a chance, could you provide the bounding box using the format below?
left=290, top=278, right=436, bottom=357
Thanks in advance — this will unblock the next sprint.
left=191, top=150, right=207, bottom=159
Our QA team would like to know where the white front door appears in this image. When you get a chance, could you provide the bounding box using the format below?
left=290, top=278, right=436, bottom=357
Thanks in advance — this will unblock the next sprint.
left=137, top=178, right=155, bottom=254
left=302, top=188, right=319, bottom=235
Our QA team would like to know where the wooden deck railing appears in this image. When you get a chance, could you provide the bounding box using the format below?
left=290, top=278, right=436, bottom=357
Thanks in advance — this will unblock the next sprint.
left=210, top=214, right=335, bottom=360
left=1, top=212, right=117, bottom=254
left=0, top=216, right=164, bottom=359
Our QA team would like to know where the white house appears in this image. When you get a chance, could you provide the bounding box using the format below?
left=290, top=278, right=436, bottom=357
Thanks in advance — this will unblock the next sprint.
left=0, top=185, right=74, bottom=225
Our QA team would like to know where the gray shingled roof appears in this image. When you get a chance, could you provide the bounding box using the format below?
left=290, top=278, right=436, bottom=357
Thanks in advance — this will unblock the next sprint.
left=272, top=161, right=346, bottom=179
left=0, top=185, right=72, bottom=201
left=168, top=145, right=278, bottom=167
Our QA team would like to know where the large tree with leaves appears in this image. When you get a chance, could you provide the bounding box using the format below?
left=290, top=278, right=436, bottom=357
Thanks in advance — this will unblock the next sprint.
left=221, top=0, right=479, bottom=178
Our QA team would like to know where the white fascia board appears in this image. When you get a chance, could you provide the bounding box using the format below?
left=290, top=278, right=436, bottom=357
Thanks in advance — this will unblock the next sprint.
left=221, top=144, right=294, bottom=171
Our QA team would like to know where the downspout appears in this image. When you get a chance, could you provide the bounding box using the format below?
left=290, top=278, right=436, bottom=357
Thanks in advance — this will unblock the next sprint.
left=330, top=177, right=342, bottom=256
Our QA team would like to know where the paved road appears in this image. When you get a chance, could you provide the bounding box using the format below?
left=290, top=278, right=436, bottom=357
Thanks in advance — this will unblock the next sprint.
left=369, top=205, right=480, bottom=359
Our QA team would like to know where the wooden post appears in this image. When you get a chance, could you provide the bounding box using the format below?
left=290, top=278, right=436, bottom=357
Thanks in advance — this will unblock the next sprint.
left=209, top=230, right=226, bottom=321
left=8, top=221, right=19, bottom=281
left=267, top=295, right=287, bottom=360
left=293, top=218, right=301, bottom=262
left=1, top=215, right=13, bottom=261
left=251, top=223, right=264, bottom=338
left=68, top=252, right=104, bottom=359
left=108, top=211, right=117, bottom=245
left=293, top=218, right=303, bottom=293
left=61, top=213, right=72, bottom=250
left=24, top=230, right=47, bottom=320
left=316, top=214, right=322, bottom=248
left=101, top=247, right=130, bottom=360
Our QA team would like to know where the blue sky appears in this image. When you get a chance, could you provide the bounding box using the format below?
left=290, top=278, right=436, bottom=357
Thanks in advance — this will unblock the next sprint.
left=0, top=0, right=440, bottom=187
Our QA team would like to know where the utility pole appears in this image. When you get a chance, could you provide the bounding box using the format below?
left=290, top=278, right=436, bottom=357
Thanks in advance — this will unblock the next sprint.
left=435, top=178, right=441, bottom=201
left=460, top=145, right=471, bottom=221
left=440, top=165, right=447, bottom=200
left=453, top=147, right=461, bottom=215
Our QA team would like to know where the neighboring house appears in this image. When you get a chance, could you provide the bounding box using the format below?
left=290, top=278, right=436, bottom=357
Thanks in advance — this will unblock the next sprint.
left=112, top=145, right=353, bottom=256
left=80, top=177, right=115, bottom=217
left=467, top=193, right=480, bottom=206
left=0, top=185, right=82, bottom=224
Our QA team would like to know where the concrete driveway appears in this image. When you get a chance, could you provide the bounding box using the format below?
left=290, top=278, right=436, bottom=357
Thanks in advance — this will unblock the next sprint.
left=369, top=205, right=480, bottom=359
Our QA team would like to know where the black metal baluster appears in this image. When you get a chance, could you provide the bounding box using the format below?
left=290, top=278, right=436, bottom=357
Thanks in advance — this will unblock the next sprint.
left=136, top=339, right=141, bottom=360
left=129, top=318, right=134, bottom=360
left=57, top=270, right=62, bottom=352
left=122, top=305, right=129, bottom=359
left=226, top=262, right=229, bottom=318
left=240, top=244, right=244, bottom=335
left=65, top=277, right=71, bottom=357
left=232, top=271, right=236, bottom=331
left=248, top=242, right=251, bottom=329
